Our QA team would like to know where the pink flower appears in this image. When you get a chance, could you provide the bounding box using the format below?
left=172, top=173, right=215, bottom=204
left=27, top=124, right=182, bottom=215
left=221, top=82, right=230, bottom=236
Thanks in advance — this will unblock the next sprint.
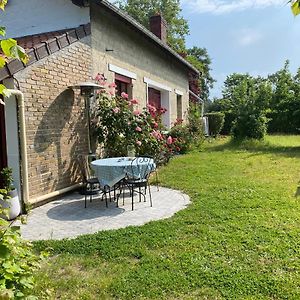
left=95, top=73, right=104, bottom=81
left=167, top=136, right=173, bottom=145
left=121, top=92, right=129, bottom=99
left=147, top=103, right=157, bottom=113
left=109, top=90, right=115, bottom=95
left=127, top=121, right=131, bottom=125
left=108, top=82, right=117, bottom=88
left=135, top=126, right=142, bottom=132
left=160, top=107, right=167, bottom=114
left=136, top=140, right=142, bottom=146
left=130, top=98, right=139, bottom=105
left=112, top=107, right=120, bottom=113
left=152, top=121, right=158, bottom=128
left=151, top=130, right=163, bottom=141
left=133, top=110, right=141, bottom=116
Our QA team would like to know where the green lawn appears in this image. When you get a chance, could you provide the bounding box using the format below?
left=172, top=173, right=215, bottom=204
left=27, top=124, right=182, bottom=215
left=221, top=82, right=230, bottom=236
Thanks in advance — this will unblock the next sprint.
left=34, top=135, right=300, bottom=299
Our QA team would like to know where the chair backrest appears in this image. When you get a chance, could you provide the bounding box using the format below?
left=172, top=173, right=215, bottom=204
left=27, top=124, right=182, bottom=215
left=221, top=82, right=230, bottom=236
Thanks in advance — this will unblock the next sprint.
left=126, top=157, right=153, bottom=180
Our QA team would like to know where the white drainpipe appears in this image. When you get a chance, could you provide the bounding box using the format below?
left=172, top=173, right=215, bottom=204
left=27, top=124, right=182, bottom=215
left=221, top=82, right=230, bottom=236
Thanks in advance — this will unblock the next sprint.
left=5, top=89, right=29, bottom=205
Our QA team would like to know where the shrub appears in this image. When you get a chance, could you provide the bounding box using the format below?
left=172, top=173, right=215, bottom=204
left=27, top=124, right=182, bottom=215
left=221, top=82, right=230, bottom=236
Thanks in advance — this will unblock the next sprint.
left=169, top=125, right=191, bottom=154
left=231, top=112, right=268, bottom=140
left=206, top=112, right=225, bottom=137
left=0, top=167, right=46, bottom=299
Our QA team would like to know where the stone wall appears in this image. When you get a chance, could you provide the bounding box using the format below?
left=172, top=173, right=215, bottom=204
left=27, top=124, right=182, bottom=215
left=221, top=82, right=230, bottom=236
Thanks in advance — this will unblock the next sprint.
left=14, top=38, right=91, bottom=203
left=91, top=2, right=190, bottom=127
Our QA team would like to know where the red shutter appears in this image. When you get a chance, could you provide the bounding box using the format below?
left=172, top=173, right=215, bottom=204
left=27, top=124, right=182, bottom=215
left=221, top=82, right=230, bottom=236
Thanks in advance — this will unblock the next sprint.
left=115, top=73, right=131, bottom=84
left=148, top=87, right=161, bottom=110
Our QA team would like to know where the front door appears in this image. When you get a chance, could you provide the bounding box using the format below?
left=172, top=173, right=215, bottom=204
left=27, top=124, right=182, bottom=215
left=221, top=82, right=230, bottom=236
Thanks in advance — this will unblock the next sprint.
left=148, top=87, right=161, bottom=110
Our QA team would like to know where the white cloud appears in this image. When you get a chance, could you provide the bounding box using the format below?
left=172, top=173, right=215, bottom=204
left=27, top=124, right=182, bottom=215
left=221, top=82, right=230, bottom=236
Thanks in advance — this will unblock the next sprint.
left=182, top=0, right=285, bottom=14
left=235, top=28, right=263, bottom=46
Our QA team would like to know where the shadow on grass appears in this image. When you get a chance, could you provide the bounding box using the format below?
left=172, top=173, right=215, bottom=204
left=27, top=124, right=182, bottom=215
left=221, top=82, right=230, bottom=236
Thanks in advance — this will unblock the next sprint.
left=208, top=137, right=300, bottom=158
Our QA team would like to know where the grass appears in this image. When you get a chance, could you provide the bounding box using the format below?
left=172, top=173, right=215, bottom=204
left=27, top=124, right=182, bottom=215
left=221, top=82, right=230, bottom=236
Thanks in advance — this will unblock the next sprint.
left=34, top=135, right=300, bottom=299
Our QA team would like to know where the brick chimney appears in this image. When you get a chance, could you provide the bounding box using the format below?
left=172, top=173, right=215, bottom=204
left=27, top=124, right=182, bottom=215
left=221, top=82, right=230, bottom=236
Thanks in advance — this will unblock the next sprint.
left=149, top=14, right=167, bottom=44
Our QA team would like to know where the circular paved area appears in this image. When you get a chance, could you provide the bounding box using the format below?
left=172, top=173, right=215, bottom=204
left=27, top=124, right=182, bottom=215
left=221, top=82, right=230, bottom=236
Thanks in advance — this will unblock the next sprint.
left=18, top=186, right=190, bottom=241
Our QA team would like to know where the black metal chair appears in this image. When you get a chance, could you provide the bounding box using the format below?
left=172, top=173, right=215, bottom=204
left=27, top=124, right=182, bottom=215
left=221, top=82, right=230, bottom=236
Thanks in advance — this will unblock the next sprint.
left=79, top=155, right=110, bottom=208
left=123, top=157, right=153, bottom=210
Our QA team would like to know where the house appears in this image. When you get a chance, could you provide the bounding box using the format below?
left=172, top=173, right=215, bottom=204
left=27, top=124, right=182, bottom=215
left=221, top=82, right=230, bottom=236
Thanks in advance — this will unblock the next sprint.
left=0, top=0, right=200, bottom=207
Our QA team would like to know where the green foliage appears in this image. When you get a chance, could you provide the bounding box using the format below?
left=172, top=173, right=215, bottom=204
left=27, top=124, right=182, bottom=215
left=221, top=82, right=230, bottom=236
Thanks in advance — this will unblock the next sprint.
left=0, top=224, right=47, bottom=299
left=205, top=112, right=225, bottom=137
left=186, top=47, right=215, bottom=102
left=33, top=136, right=300, bottom=299
left=0, top=168, right=45, bottom=299
left=117, top=0, right=189, bottom=52
left=168, top=124, right=191, bottom=154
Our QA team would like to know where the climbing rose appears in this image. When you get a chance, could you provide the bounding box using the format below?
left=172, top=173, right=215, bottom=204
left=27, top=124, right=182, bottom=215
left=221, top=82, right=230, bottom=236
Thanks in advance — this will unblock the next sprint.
left=133, top=110, right=141, bottom=116
left=130, top=98, right=139, bottom=105
left=167, top=136, right=173, bottom=145
left=108, top=82, right=117, bottom=88
left=121, top=92, right=129, bottom=99
left=135, top=126, right=142, bottom=132
left=136, top=140, right=142, bottom=146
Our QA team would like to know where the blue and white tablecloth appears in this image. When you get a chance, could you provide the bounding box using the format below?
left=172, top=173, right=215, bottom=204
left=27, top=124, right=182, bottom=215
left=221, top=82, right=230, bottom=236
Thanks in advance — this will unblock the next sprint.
left=91, top=157, right=155, bottom=188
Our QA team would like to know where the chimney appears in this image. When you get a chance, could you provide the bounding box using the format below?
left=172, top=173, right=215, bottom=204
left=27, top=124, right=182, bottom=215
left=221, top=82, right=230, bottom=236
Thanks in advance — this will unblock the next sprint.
left=149, top=13, right=167, bottom=44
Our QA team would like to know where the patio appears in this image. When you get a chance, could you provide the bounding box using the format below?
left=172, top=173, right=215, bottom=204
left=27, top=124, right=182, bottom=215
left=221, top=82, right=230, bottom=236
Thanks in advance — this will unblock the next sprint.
left=17, top=186, right=190, bottom=241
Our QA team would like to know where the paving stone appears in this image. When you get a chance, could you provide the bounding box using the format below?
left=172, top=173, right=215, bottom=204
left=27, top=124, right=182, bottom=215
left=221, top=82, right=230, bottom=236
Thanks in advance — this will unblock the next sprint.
left=16, top=186, right=190, bottom=241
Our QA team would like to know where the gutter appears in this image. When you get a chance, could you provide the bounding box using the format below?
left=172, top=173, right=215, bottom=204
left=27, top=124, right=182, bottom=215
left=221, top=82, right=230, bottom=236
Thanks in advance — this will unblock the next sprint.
left=5, top=89, right=29, bottom=205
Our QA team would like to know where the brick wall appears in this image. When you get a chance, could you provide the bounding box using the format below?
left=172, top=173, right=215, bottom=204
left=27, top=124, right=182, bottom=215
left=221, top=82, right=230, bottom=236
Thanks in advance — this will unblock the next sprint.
left=14, top=37, right=91, bottom=203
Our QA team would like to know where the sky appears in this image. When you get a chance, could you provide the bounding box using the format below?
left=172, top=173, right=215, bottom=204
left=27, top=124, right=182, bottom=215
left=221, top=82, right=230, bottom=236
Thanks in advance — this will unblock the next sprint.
left=180, top=0, right=300, bottom=98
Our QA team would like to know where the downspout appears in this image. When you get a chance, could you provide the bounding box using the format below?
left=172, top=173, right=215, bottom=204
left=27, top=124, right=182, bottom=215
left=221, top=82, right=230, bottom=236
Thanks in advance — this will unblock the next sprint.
left=5, top=89, right=29, bottom=205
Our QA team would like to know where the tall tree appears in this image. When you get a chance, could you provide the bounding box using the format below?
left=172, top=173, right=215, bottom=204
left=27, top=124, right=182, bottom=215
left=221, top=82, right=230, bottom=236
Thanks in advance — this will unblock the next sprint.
left=117, top=0, right=189, bottom=52
left=186, top=47, right=215, bottom=102
left=117, top=0, right=214, bottom=100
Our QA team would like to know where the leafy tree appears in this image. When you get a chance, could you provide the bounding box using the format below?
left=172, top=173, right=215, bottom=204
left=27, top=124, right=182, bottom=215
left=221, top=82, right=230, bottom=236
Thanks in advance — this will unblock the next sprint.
left=186, top=47, right=215, bottom=102
left=116, top=0, right=214, bottom=100
left=267, top=61, right=298, bottom=133
left=116, top=0, right=189, bottom=52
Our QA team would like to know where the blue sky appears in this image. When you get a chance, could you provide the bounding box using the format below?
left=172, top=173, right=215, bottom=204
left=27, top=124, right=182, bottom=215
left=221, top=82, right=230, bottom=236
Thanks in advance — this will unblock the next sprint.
left=180, top=0, right=300, bottom=98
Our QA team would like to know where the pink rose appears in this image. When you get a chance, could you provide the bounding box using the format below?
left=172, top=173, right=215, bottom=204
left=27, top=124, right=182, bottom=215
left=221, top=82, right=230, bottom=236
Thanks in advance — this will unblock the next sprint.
left=136, top=140, right=142, bottom=146
left=95, top=73, right=104, bottom=81
left=133, top=110, right=141, bottom=116
left=112, top=107, right=120, bottom=113
left=108, top=82, right=117, bottom=88
left=130, top=99, right=139, bottom=105
left=167, top=136, right=173, bottom=145
left=121, top=92, right=129, bottom=99
left=135, top=126, right=142, bottom=132
left=152, top=121, right=158, bottom=128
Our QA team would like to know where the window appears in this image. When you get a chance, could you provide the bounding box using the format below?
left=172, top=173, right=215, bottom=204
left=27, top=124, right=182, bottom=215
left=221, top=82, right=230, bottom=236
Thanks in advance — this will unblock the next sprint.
left=176, top=94, right=182, bottom=120
left=148, top=87, right=161, bottom=110
left=115, top=73, right=132, bottom=97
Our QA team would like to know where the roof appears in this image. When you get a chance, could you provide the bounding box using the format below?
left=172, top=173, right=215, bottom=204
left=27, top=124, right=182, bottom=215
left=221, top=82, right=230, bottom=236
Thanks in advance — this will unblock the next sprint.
left=0, top=24, right=91, bottom=82
left=0, top=0, right=199, bottom=81
left=93, top=0, right=199, bottom=75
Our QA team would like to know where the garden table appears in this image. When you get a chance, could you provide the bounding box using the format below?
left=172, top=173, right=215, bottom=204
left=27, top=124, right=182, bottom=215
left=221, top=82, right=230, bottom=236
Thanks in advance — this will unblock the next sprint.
left=91, top=157, right=156, bottom=188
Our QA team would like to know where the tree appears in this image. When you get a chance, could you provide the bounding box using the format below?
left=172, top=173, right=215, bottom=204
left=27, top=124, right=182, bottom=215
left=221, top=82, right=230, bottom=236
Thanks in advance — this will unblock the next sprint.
left=116, top=0, right=189, bottom=52
left=186, top=47, right=215, bottom=102
left=117, top=0, right=214, bottom=101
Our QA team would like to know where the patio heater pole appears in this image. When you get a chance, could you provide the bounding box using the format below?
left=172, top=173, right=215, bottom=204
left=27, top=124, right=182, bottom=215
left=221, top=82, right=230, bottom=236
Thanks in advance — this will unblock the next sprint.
left=69, top=82, right=104, bottom=154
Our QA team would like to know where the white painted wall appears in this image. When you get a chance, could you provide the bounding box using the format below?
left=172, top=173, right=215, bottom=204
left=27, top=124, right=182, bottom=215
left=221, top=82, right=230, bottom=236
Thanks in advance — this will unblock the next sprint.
left=1, top=0, right=90, bottom=38
left=3, top=79, right=21, bottom=194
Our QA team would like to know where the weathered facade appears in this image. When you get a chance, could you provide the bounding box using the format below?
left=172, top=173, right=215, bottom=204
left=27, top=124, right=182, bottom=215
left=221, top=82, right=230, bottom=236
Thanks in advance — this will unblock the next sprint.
left=91, top=1, right=190, bottom=128
left=0, top=0, right=199, bottom=206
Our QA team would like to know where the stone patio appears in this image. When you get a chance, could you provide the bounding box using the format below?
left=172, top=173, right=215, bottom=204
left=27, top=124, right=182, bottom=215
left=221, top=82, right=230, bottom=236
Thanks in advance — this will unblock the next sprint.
left=17, top=186, right=190, bottom=241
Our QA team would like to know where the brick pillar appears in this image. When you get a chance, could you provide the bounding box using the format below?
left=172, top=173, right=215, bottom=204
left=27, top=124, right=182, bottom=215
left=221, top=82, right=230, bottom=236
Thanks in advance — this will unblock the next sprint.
left=149, top=14, right=167, bottom=44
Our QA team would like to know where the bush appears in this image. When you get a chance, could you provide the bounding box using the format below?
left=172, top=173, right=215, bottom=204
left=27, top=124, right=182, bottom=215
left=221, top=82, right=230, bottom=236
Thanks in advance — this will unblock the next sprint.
left=169, top=125, right=191, bottom=154
left=206, top=112, right=225, bottom=136
left=220, top=111, right=235, bottom=135
left=231, top=112, right=268, bottom=140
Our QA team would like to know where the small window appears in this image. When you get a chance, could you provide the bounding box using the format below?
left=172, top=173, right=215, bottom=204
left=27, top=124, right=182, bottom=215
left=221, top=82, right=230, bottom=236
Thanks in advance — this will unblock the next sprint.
left=176, top=94, right=182, bottom=120
left=115, top=73, right=132, bottom=98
